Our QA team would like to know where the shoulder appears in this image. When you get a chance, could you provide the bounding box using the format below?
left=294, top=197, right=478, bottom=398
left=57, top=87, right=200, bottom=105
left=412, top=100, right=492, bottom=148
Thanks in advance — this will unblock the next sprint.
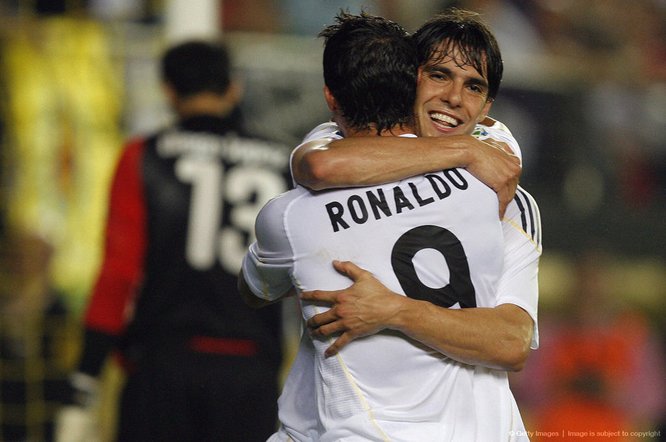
left=255, top=187, right=309, bottom=249
left=291, top=121, right=342, bottom=156
left=301, top=121, right=342, bottom=143
left=474, top=118, right=523, bottom=164
left=509, top=186, right=540, bottom=219
left=289, top=122, right=343, bottom=185
left=504, top=186, right=542, bottom=249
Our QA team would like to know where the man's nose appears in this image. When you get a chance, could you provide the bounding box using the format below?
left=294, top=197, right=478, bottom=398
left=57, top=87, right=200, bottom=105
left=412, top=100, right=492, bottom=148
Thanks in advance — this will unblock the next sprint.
left=441, top=81, right=463, bottom=107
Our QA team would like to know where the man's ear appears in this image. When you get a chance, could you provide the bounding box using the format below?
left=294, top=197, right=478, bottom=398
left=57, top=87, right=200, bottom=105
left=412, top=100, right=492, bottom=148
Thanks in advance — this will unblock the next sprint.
left=323, top=86, right=338, bottom=112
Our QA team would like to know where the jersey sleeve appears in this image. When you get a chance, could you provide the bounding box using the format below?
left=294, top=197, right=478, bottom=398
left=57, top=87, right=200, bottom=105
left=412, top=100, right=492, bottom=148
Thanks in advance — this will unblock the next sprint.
left=84, top=138, right=147, bottom=335
left=496, top=186, right=542, bottom=349
left=79, top=138, right=147, bottom=376
left=289, top=121, right=343, bottom=185
left=473, top=119, right=523, bottom=165
left=241, top=193, right=295, bottom=301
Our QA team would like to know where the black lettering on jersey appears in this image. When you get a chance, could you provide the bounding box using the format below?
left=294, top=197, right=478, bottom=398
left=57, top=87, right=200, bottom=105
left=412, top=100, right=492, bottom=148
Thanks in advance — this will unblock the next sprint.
left=348, top=195, right=369, bottom=224
left=393, top=186, right=415, bottom=213
left=326, top=201, right=350, bottom=232
left=325, top=171, right=472, bottom=233
left=409, top=182, right=435, bottom=207
left=366, top=189, right=391, bottom=220
left=444, top=169, right=468, bottom=190
left=425, top=174, right=452, bottom=199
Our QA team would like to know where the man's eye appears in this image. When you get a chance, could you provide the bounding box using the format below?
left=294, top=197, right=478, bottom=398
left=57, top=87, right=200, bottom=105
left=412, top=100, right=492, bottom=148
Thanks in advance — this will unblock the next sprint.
left=468, top=84, right=486, bottom=94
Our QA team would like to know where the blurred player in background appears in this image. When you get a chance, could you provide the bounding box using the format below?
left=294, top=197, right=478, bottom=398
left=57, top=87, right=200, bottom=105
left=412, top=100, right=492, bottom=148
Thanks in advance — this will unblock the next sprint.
left=56, top=40, right=290, bottom=442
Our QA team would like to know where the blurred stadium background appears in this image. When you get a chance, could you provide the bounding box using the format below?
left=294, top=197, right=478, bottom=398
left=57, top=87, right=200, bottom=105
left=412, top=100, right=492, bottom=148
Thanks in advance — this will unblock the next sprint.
left=0, top=0, right=664, bottom=440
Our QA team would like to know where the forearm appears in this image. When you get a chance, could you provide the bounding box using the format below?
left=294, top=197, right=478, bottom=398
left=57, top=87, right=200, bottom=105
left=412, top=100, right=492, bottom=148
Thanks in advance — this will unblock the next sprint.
left=392, top=300, right=533, bottom=371
left=294, top=136, right=473, bottom=190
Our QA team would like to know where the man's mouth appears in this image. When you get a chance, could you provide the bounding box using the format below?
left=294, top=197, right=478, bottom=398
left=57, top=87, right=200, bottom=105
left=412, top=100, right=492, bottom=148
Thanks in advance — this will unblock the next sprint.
left=429, top=112, right=460, bottom=128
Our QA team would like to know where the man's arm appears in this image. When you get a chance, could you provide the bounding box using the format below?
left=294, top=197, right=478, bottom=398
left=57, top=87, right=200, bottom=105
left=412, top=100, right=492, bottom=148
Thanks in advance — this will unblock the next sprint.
left=292, top=134, right=520, bottom=218
left=56, top=139, right=147, bottom=442
left=302, top=261, right=533, bottom=371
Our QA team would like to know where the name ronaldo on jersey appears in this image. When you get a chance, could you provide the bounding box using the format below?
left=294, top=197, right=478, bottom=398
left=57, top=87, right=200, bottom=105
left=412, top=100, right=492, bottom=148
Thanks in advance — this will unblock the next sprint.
left=325, top=169, right=469, bottom=232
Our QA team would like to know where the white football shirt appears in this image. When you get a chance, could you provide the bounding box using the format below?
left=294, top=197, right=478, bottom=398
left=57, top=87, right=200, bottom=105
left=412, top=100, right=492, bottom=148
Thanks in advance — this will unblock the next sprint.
left=244, top=134, right=541, bottom=441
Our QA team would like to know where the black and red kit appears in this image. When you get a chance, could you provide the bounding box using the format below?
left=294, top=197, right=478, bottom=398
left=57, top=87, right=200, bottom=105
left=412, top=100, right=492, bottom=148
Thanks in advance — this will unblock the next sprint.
left=78, top=114, right=291, bottom=441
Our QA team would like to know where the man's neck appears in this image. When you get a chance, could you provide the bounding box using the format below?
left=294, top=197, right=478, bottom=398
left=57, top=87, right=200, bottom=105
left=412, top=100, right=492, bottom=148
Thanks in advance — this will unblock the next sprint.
left=175, top=93, right=235, bottom=119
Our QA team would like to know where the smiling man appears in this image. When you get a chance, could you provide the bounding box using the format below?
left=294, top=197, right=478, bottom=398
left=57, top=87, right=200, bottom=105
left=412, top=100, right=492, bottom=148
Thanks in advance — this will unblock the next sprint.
left=414, top=34, right=501, bottom=138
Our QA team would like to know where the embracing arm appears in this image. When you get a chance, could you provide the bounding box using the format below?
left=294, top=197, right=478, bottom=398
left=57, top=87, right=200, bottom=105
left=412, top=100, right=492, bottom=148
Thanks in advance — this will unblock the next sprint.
left=292, top=132, right=520, bottom=217
left=390, top=295, right=533, bottom=371
left=303, top=260, right=533, bottom=371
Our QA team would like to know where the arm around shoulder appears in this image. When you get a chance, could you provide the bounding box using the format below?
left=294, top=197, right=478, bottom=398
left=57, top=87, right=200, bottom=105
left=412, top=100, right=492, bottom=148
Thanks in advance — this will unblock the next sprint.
left=293, top=135, right=477, bottom=189
left=292, top=134, right=520, bottom=217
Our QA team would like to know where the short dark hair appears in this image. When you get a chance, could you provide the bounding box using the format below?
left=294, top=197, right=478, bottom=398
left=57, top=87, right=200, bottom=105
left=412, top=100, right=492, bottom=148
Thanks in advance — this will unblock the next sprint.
left=161, top=40, right=232, bottom=98
left=413, top=8, right=503, bottom=101
left=319, top=11, right=418, bottom=134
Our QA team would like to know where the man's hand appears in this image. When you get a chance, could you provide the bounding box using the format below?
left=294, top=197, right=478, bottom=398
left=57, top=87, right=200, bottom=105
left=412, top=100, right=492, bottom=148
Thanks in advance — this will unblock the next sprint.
left=465, top=137, right=521, bottom=219
left=301, top=260, right=404, bottom=357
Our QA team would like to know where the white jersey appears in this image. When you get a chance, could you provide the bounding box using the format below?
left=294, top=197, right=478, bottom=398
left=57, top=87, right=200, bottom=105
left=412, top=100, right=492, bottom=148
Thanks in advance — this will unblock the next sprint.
left=243, top=134, right=542, bottom=441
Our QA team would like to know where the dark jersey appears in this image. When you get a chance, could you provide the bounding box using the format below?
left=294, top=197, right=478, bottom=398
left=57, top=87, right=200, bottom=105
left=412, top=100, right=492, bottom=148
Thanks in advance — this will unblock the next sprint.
left=80, top=115, right=290, bottom=375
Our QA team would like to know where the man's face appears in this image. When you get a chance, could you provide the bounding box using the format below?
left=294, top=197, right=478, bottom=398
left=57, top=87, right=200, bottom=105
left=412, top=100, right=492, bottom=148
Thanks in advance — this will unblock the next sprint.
left=415, top=43, right=493, bottom=137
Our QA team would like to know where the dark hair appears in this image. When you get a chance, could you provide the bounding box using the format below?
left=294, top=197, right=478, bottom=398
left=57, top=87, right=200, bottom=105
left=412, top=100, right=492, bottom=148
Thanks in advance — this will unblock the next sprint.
left=161, top=40, right=232, bottom=98
left=413, top=8, right=503, bottom=101
left=319, top=11, right=418, bottom=134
